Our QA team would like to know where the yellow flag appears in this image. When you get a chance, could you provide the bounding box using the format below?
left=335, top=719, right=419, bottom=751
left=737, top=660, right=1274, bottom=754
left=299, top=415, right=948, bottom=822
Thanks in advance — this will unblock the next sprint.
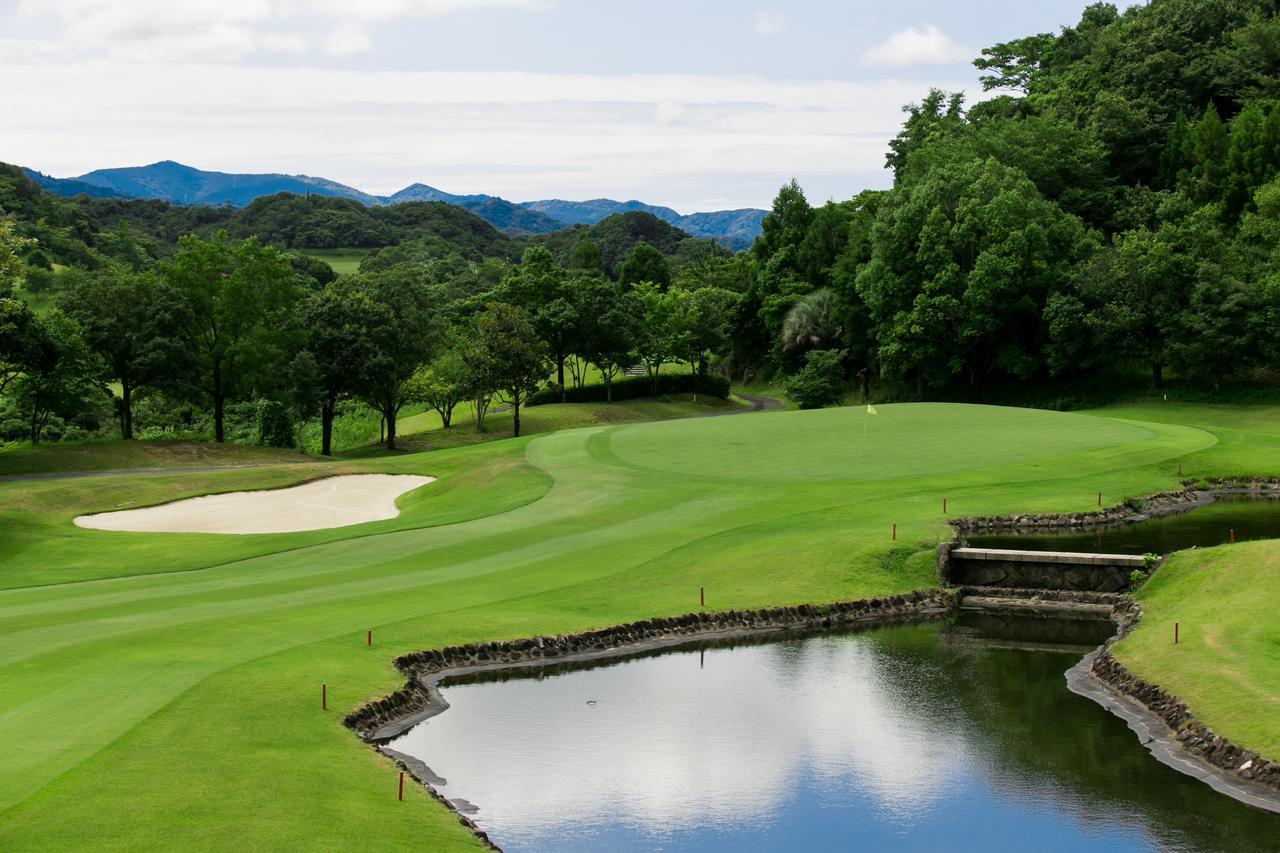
left=866, top=404, right=878, bottom=415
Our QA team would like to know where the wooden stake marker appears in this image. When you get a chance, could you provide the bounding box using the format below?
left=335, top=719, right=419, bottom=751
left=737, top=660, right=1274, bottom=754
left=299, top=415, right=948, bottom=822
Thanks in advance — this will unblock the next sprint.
left=367, top=629, right=372, bottom=647
left=322, top=683, right=327, bottom=711
left=942, top=497, right=947, bottom=514
left=1097, top=491, right=1103, bottom=507
left=1230, top=528, right=1236, bottom=544
left=1175, top=622, right=1179, bottom=644
left=892, top=523, right=897, bottom=541
left=398, top=771, right=405, bottom=801
left=699, top=586, right=704, bottom=608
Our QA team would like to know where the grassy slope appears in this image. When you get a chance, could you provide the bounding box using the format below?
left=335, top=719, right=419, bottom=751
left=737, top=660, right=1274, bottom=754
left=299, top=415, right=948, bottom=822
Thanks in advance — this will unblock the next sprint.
left=1114, top=541, right=1280, bottom=759
left=0, top=440, right=312, bottom=478
left=0, top=401, right=1269, bottom=850
left=297, top=249, right=368, bottom=275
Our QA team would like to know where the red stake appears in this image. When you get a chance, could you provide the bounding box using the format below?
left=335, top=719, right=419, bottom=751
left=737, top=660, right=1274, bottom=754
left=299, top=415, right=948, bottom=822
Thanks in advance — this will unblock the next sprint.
left=892, top=523, right=897, bottom=541
left=700, top=586, right=704, bottom=608
left=398, top=771, right=404, bottom=801
left=1175, top=622, right=1179, bottom=644
left=367, top=629, right=372, bottom=647
left=322, top=683, right=327, bottom=711
left=1230, top=529, right=1236, bottom=544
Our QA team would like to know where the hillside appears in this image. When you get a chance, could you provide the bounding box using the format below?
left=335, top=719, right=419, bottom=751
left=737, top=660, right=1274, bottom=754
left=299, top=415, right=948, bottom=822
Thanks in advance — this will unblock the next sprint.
left=534, top=211, right=730, bottom=277
left=26, top=160, right=764, bottom=248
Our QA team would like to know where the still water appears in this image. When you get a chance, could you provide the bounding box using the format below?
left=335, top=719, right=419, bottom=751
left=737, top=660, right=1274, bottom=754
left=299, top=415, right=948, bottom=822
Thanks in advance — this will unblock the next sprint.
left=388, top=615, right=1280, bottom=851
left=969, top=494, right=1280, bottom=555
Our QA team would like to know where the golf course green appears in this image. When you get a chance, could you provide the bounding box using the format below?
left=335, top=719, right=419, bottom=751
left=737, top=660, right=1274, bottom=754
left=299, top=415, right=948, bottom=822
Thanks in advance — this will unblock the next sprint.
left=0, top=400, right=1274, bottom=850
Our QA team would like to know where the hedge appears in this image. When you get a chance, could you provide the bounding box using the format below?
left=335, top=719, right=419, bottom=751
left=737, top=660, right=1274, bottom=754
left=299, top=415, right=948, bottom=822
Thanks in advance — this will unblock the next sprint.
left=527, top=372, right=731, bottom=406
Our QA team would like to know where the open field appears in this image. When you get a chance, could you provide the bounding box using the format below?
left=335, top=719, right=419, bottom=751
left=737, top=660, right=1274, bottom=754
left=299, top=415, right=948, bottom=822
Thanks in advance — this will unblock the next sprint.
left=1114, top=540, right=1280, bottom=759
left=0, top=400, right=1274, bottom=849
left=297, top=248, right=369, bottom=275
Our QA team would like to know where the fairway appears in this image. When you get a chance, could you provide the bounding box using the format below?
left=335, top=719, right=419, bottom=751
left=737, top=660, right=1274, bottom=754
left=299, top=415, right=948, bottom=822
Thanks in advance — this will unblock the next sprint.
left=0, top=402, right=1255, bottom=849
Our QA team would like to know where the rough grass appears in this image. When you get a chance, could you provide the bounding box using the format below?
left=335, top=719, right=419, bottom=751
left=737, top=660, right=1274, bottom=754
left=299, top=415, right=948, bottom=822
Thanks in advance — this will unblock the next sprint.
left=0, top=440, right=312, bottom=478
left=0, top=400, right=1273, bottom=850
left=1114, top=540, right=1280, bottom=759
left=297, top=248, right=368, bottom=275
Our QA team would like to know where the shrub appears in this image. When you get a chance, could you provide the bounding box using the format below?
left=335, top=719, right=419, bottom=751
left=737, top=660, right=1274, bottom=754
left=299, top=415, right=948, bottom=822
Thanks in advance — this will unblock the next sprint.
left=526, top=372, right=730, bottom=406
left=255, top=399, right=295, bottom=448
left=785, top=349, right=847, bottom=409
left=1129, top=569, right=1151, bottom=588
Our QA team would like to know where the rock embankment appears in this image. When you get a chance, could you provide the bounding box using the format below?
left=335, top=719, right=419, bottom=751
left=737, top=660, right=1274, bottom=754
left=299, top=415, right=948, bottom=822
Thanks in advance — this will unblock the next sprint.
left=345, top=589, right=956, bottom=739
left=951, top=488, right=1200, bottom=534
left=1089, top=598, right=1280, bottom=797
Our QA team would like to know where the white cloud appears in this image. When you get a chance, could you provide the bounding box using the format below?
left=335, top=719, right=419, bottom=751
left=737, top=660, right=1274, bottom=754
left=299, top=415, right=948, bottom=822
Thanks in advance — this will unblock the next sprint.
left=13, top=0, right=555, bottom=60
left=861, top=24, right=970, bottom=68
left=0, top=59, right=976, bottom=209
left=753, top=10, right=786, bottom=36
left=322, top=26, right=373, bottom=58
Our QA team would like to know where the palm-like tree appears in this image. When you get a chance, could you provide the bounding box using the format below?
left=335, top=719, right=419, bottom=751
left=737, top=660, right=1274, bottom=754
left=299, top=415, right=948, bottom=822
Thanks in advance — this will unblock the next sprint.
left=781, top=288, right=843, bottom=350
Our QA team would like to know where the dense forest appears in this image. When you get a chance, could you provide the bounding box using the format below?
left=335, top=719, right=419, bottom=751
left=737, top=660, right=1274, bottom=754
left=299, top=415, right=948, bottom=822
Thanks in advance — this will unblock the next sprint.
left=2, top=0, right=1280, bottom=449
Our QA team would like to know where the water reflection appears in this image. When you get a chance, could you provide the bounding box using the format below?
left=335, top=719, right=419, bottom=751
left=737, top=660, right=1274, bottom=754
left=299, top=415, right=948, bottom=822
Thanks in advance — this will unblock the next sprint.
left=969, top=494, right=1280, bottom=555
left=388, top=615, right=1280, bottom=852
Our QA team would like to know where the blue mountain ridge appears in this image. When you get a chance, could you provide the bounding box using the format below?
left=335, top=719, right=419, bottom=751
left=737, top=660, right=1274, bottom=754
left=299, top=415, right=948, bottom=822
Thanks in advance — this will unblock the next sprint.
left=25, top=161, right=764, bottom=249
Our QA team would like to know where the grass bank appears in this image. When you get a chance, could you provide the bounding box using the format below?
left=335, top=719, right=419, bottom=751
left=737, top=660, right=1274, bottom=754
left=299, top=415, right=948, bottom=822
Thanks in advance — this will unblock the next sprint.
left=1113, top=540, right=1280, bottom=760
left=0, top=401, right=1272, bottom=849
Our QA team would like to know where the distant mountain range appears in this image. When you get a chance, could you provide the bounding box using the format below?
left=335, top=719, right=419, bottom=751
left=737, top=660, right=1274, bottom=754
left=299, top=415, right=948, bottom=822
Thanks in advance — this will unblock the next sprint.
left=22, top=161, right=765, bottom=250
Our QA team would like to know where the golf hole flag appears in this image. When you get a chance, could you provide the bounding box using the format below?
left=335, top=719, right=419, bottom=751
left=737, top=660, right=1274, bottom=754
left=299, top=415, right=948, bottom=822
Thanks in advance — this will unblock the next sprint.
left=866, top=404, right=878, bottom=415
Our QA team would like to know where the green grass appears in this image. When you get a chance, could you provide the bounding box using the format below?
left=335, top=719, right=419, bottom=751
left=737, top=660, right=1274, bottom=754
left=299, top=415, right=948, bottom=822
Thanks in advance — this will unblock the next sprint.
left=298, top=248, right=369, bottom=276
left=0, top=400, right=1274, bottom=850
left=1113, top=540, right=1280, bottom=759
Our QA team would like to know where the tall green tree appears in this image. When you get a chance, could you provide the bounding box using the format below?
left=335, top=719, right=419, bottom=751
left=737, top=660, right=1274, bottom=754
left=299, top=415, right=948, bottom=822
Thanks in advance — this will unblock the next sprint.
left=351, top=267, right=443, bottom=450
left=59, top=269, right=189, bottom=439
left=11, top=312, right=100, bottom=443
left=618, top=242, right=671, bottom=291
left=300, top=279, right=378, bottom=456
left=165, top=233, right=302, bottom=442
left=469, top=303, right=549, bottom=438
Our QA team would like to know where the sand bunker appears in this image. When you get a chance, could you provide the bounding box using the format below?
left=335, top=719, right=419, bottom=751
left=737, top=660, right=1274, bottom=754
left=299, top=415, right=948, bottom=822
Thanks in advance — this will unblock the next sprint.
left=74, top=474, right=434, bottom=535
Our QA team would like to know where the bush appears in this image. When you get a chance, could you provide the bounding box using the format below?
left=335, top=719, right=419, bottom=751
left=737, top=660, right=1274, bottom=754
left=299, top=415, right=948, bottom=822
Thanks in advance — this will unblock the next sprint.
left=527, top=372, right=730, bottom=406
left=255, top=399, right=295, bottom=448
left=1129, top=569, right=1151, bottom=588
left=785, top=349, right=847, bottom=409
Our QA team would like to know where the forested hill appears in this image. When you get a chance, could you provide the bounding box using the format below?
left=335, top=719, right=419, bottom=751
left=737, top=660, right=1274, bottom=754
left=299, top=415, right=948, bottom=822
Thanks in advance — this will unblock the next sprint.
left=0, top=164, right=722, bottom=275
left=23, top=160, right=766, bottom=248
left=533, top=211, right=730, bottom=278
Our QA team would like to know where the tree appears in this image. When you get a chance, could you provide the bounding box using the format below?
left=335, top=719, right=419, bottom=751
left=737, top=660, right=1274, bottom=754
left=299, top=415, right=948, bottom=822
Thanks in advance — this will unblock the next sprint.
left=501, top=247, right=573, bottom=396
left=785, top=349, right=847, bottom=409
left=781, top=289, right=843, bottom=352
left=469, top=303, right=548, bottom=438
left=351, top=266, right=443, bottom=450
left=752, top=179, right=814, bottom=262
left=574, top=277, right=639, bottom=402
left=300, top=279, right=378, bottom=456
left=0, top=218, right=33, bottom=296
left=0, top=297, right=39, bottom=396
left=420, top=347, right=468, bottom=428
left=618, top=242, right=671, bottom=291
left=58, top=269, right=190, bottom=440
left=975, top=33, right=1055, bottom=94
left=678, top=286, right=739, bottom=380
left=884, top=90, right=966, bottom=176
left=10, top=312, right=101, bottom=443
left=569, top=237, right=604, bottom=274
left=632, top=283, right=682, bottom=391
left=284, top=350, right=323, bottom=451
left=165, top=233, right=303, bottom=442
left=857, top=157, right=1094, bottom=399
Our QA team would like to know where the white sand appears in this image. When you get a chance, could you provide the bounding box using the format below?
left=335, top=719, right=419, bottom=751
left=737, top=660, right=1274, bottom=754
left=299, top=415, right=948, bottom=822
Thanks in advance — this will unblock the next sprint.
left=74, top=474, right=434, bottom=535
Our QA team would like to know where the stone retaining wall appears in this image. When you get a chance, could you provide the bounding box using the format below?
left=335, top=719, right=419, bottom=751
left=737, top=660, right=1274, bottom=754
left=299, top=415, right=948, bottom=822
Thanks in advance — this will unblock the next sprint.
left=1089, top=600, right=1280, bottom=796
left=949, top=488, right=1201, bottom=534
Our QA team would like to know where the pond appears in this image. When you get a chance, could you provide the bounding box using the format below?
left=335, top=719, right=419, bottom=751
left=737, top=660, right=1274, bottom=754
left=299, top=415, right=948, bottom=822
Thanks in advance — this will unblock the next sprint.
left=968, top=494, right=1280, bottom=555
left=386, top=614, right=1280, bottom=851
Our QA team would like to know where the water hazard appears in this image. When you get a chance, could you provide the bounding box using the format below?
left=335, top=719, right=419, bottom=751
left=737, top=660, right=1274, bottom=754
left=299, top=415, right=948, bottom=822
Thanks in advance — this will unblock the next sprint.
left=968, top=494, right=1280, bottom=555
left=387, top=614, right=1280, bottom=851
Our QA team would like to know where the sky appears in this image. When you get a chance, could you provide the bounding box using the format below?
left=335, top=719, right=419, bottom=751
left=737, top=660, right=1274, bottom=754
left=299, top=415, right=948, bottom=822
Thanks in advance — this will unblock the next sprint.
left=0, top=1, right=1142, bottom=213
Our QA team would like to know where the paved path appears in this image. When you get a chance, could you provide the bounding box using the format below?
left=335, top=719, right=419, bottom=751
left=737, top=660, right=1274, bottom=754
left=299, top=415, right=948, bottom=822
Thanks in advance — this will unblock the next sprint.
left=0, top=394, right=784, bottom=484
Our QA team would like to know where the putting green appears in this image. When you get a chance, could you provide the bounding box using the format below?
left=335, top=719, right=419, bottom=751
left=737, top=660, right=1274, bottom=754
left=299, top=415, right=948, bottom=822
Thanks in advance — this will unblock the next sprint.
left=603, top=403, right=1206, bottom=482
left=0, top=402, right=1251, bottom=850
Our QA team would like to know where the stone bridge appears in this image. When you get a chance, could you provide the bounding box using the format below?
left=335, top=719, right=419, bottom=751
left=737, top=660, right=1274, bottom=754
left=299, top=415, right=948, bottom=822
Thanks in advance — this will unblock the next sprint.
left=938, top=544, right=1148, bottom=593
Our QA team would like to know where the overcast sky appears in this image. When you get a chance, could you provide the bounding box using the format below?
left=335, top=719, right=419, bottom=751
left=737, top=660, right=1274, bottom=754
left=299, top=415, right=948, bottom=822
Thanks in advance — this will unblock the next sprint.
left=0, top=1, right=1140, bottom=212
